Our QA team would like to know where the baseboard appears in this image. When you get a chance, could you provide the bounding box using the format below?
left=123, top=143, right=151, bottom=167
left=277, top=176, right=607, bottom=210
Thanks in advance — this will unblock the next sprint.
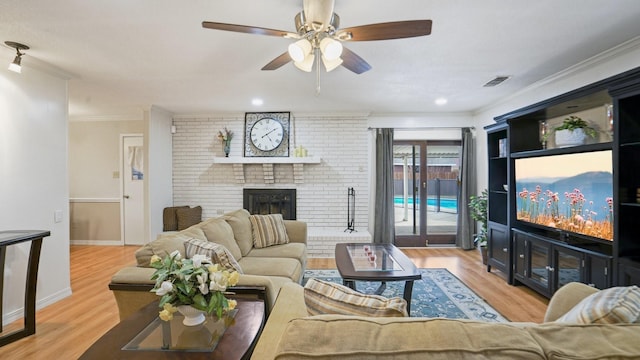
left=70, top=240, right=123, bottom=246
left=2, top=287, right=72, bottom=326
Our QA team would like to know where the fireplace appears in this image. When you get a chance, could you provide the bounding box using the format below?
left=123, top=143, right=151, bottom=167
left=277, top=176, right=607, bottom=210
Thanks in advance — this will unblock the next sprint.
left=243, top=189, right=296, bottom=220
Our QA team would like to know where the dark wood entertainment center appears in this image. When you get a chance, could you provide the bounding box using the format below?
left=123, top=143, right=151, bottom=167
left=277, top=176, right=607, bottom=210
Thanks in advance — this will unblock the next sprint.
left=485, top=67, right=640, bottom=298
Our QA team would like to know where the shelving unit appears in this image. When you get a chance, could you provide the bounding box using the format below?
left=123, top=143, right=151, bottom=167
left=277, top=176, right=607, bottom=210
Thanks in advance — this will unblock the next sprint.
left=485, top=66, right=640, bottom=297
left=212, top=156, right=321, bottom=184
left=485, top=122, right=511, bottom=280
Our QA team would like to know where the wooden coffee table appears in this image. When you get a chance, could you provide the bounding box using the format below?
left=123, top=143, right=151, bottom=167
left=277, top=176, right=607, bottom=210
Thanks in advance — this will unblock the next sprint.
left=335, top=243, right=421, bottom=314
left=80, top=298, right=264, bottom=359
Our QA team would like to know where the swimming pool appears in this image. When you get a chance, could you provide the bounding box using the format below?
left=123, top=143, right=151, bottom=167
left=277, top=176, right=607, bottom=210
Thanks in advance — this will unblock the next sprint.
left=394, top=196, right=458, bottom=210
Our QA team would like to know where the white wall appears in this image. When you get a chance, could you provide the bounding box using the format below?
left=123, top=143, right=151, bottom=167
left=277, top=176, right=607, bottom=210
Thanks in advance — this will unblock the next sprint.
left=0, top=58, right=71, bottom=325
left=172, top=113, right=371, bottom=231
left=146, top=106, right=174, bottom=241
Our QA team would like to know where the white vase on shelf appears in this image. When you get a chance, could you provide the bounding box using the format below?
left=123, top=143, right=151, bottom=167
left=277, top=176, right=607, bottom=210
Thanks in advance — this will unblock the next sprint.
left=555, top=128, right=586, bottom=148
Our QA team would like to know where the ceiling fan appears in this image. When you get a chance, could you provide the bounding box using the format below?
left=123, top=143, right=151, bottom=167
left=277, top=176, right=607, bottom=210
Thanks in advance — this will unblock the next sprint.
left=202, top=0, right=432, bottom=74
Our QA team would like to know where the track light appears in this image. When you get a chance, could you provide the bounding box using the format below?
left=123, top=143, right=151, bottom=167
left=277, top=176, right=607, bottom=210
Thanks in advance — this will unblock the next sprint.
left=5, top=41, right=29, bottom=74
left=288, top=39, right=312, bottom=62
left=319, top=37, right=343, bottom=61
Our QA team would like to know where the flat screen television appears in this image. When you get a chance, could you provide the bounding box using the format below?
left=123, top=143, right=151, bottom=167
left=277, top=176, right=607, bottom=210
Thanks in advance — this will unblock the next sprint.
left=514, top=149, right=613, bottom=242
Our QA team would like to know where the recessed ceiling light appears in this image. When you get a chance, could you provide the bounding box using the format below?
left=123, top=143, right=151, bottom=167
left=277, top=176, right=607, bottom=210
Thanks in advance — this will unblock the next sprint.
left=251, top=98, right=263, bottom=106
left=435, top=97, right=448, bottom=106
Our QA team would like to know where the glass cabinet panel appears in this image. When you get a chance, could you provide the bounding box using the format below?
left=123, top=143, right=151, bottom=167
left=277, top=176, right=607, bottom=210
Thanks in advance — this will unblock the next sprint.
left=530, top=242, right=549, bottom=287
left=555, top=248, right=582, bottom=290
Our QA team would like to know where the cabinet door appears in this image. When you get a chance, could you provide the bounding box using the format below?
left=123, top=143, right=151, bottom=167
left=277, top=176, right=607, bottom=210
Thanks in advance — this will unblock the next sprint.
left=553, top=246, right=583, bottom=292
left=513, top=233, right=527, bottom=281
left=585, top=254, right=611, bottom=289
left=528, top=239, right=551, bottom=295
left=617, top=260, right=640, bottom=286
left=487, top=223, right=509, bottom=273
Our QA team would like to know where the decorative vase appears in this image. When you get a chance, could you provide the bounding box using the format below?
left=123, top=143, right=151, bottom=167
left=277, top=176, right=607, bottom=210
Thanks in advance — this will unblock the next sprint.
left=223, top=140, right=230, bottom=157
left=555, top=128, right=586, bottom=148
left=177, top=305, right=207, bottom=326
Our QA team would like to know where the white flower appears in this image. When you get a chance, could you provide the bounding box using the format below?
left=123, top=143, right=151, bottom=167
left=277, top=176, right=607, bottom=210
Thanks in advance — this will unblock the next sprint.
left=156, top=281, right=174, bottom=296
left=209, top=272, right=228, bottom=292
left=192, top=254, right=209, bottom=268
left=196, top=273, right=209, bottom=295
left=170, top=250, right=182, bottom=260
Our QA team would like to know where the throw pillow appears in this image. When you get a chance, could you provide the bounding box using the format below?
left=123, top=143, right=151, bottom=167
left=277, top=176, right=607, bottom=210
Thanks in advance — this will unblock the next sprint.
left=555, top=285, right=640, bottom=324
left=304, top=278, right=408, bottom=317
left=176, top=206, right=202, bottom=231
left=249, top=213, right=290, bottom=249
left=162, top=206, right=189, bottom=232
left=184, top=238, right=243, bottom=274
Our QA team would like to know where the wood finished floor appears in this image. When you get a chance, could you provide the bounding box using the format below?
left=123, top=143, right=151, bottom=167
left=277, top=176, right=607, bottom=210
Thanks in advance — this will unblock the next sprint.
left=0, top=246, right=548, bottom=359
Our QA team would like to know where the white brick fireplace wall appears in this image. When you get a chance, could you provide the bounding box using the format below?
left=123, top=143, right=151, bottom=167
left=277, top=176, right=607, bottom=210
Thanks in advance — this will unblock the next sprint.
left=172, top=113, right=373, bottom=256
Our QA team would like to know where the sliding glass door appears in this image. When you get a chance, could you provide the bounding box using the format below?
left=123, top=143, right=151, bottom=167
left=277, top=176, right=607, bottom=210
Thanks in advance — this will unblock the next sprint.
left=393, top=141, right=461, bottom=247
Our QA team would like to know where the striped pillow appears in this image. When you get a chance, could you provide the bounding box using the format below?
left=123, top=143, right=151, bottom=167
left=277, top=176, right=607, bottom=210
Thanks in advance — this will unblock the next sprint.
left=304, top=278, right=408, bottom=317
left=184, top=238, right=243, bottom=274
left=555, top=285, right=640, bottom=324
left=249, top=214, right=290, bottom=248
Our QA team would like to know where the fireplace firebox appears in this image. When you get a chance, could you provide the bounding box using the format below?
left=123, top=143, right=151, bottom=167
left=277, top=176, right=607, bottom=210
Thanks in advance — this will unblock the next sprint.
left=243, top=189, right=296, bottom=220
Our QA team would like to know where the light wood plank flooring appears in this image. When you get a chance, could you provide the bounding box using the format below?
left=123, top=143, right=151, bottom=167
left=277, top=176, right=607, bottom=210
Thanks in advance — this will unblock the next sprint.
left=0, top=245, right=548, bottom=359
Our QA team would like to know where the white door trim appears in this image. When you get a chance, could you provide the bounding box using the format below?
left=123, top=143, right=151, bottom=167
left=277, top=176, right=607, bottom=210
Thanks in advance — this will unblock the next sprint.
left=120, top=133, right=144, bottom=245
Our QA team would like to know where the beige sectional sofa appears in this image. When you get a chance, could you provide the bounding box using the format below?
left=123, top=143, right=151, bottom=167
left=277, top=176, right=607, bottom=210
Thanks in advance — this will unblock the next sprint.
left=252, top=282, right=640, bottom=359
left=109, top=209, right=307, bottom=320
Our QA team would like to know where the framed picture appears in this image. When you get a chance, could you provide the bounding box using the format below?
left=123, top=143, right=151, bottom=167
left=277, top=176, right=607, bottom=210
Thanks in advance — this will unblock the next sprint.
left=244, top=112, right=290, bottom=157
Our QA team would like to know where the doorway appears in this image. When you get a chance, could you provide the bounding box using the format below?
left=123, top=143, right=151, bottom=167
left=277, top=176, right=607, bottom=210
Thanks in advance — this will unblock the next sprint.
left=121, top=135, right=145, bottom=245
left=393, top=140, right=461, bottom=247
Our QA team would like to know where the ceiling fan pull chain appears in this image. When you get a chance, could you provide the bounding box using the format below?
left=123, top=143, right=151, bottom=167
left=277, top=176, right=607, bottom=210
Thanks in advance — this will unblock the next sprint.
left=315, top=48, right=321, bottom=96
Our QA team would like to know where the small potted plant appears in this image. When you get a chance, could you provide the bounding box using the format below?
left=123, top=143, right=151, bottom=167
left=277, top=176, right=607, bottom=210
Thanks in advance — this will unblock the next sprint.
left=468, top=189, right=488, bottom=264
left=552, top=115, right=597, bottom=148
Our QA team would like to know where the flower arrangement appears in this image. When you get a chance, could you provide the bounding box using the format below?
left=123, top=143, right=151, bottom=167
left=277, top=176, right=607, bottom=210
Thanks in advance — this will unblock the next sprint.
left=150, top=251, right=239, bottom=320
left=217, top=127, right=233, bottom=143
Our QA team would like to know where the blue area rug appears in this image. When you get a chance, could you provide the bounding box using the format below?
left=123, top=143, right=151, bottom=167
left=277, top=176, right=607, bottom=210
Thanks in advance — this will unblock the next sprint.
left=303, top=268, right=508, bottom=322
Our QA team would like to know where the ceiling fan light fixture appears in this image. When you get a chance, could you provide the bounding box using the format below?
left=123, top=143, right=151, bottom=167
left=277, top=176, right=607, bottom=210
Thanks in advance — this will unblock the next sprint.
left=321, top=55, right=342, bottom=72
left=288, top=39, right=312, bottom=62
left=294, top=53, right=315, bottom=72
left=319, top=37, right=342, bottom=60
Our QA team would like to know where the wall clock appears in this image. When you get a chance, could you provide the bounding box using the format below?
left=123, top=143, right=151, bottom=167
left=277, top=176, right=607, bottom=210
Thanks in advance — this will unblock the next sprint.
left=244, top=112, right=290, bottom=157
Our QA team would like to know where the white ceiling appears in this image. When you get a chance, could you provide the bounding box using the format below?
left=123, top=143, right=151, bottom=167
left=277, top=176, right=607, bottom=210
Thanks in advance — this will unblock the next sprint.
left=2, top=0, right=640, bottom=119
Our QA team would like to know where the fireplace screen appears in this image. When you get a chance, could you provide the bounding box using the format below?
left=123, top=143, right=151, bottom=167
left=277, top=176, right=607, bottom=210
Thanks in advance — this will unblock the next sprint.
left=243, top=189, right=296, bottom=220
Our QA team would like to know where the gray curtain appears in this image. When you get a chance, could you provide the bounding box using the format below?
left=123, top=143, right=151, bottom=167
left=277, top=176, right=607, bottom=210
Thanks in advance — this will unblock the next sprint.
left=456, top=128, right=476, bottom=249
left=373, top=128, right=395, bottom=244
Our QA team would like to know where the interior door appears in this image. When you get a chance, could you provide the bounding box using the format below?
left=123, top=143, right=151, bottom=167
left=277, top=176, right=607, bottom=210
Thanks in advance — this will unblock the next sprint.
left=394, top=141, right=461, bottom=247
left=122, top=135, right=145, bottom=245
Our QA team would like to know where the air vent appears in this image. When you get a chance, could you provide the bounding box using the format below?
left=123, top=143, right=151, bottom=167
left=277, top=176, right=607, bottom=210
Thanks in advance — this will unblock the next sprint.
left=483, top=76, right=511, bottom=87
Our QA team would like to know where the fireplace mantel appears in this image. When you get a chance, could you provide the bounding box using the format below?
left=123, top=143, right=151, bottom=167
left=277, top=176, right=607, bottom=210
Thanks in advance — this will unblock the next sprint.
left=212, top=156, right=321, bottom=184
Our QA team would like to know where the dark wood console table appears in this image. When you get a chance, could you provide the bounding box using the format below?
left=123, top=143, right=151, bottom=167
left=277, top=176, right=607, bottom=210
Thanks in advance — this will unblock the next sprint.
left=0, top=230, right=51, bottom=347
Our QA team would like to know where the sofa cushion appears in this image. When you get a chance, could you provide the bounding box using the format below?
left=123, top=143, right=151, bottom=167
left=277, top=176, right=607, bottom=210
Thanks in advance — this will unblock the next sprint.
left=223, top=209, right=254, bottom=257
left=274, top=316, right=546, bottom=360
left=237, top=257, right=302, bottom=283
left=249, top=214, right=290, bottom=248
left=554, top=285, right=640, bottom=324
left=527, top=323, right=640, bottom=359
left=184, top=238, right=243, bottom=273
left=245, top=242, right=307, bottom=267
left=199, top=217, right=243, bottom=261
left=304, top=278, right=407, bottom=317
left=135, top=233, right=192, bottom=267
left=163, top=206, right=189, bottom=231
left=176, top=206, right=202, bottom=231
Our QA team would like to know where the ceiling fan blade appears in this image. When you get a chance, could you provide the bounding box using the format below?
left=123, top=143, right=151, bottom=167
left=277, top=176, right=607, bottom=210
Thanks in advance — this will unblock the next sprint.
left=341, top=47, right=371, bottom=74
left=336, top=20, right=432, bottom=41
left=261, top=52, right=292, bottom=71
left=202, top=21, right=296, bottom=38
